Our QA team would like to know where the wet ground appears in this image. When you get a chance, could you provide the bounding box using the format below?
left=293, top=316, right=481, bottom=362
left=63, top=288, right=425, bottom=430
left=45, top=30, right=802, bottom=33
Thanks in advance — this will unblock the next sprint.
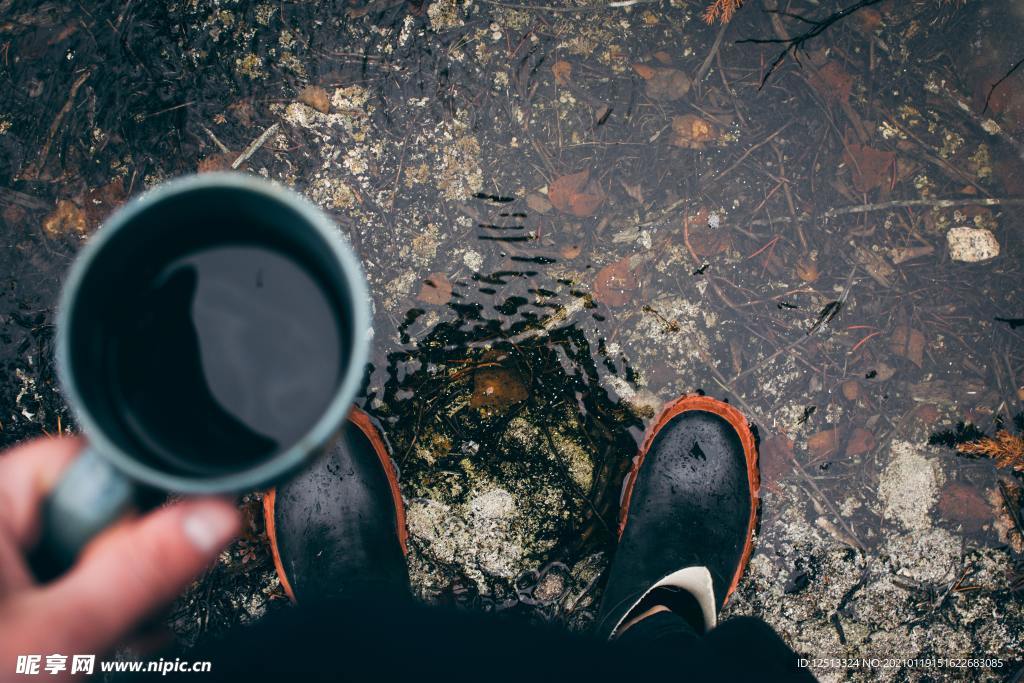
left=2, top=0, right=1024, bottom=679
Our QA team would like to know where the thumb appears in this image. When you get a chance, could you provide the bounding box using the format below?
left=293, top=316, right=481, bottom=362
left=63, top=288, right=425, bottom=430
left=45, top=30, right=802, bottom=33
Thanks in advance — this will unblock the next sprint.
left=31, top=499, right=239, bottom=655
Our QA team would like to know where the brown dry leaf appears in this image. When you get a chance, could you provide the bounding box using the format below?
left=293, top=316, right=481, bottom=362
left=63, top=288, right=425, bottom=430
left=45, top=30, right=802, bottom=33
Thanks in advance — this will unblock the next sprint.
left=809, top=61, right=854, bottom=106
left=632, top=63, right=656, bottom=80
left=417, top=273, right=453, bottom=305
left=298, top=86, right=330, bottom=113
left=853, top=245, right=894, bottom=287
left=42, top=199, right=87, bottom=238
left=909, top=403, right=941, bottom=426
left=845, top=427, right=876, bottom=456
left=643, top=68, right=691, bottom=101
left=841, top=380, right=860, bottom=401
left=653, top=50, right=672, bottom=65
left=890, top=325, right=925, bottom=367
left=937, top=481, right=991, bottom=533
left=807, top=429, right=840, bottom=459
left=685, top=208, right=731, bottom=257
left=854, top=7, right=883, bottom=32
left=552, top=60, right=573, bottom=86
left=794, top=256, right=820, bottom=282
left=889, top=245, right=934, bottom=265
left=958, top=431, right=1024, bottom=471
left=844, top=143, right=896, bottom=193
left=228, top=100, right=256, bottom=127
left=526, top=192, right=552, bottom=215
left=549, top=170, right=605, bottom=217
left=83, top=177, right=126, bottom=226
left=760, top=434, right=795, bottom=492
left=2, top=204, right=26, bottom=228
left=560, top=243, right=582, bottom=260
left=593, top=257, right=638, bottom=307
left=670, top=114, right=719, bottom=149
left=620, top=180, right=644, bottom=204
left=470, top=366, right=529, bottom=411
left=198, top=152, right=235, bottom=173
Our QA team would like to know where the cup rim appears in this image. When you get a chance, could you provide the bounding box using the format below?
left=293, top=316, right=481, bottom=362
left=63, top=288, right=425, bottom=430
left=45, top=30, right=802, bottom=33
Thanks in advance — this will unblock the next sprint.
left=55, top=172, right=372, bottom=494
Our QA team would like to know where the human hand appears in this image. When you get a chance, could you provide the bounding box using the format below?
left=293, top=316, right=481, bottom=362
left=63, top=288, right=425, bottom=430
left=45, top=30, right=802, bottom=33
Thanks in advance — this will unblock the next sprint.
left=0, top=436, right=240, bottom=676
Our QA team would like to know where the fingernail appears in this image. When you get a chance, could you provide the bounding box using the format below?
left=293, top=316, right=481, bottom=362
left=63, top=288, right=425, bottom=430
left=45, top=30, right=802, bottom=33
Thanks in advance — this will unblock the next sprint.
left=182, top=502, right=239, bottom=553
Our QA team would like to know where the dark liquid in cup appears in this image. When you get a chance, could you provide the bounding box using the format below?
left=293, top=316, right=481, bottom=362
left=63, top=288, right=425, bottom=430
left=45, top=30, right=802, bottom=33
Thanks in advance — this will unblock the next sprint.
left=108, top=245, right=343, bottom=475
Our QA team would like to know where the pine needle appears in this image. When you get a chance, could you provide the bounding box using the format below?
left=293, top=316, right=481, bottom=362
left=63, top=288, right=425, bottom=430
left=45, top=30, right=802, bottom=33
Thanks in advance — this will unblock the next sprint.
left=703, top=0, right=744, bottom=24
left=957, top=431, right=1024, bottom=472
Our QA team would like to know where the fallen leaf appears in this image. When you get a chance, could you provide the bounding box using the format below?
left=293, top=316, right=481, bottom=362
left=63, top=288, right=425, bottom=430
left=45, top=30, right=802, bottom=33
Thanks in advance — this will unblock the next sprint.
left=685, top=208, right=731, bottom=256
left=807, top=428, right=840, bottom=459
left=2, top=204, right=26, bottom=228
left=526, top=192, right=552, bottom=215
left=471, top=366, right=528, bottom=411
left=670, top=114, right=719, bottom=149
left=844, top=143, right=896, bottom=193
left=42, top=199, right=87, bottom=238
left=938, top=481, right=992, bottom=533
left=808, top=61, right=853, bottom=106
left=643, top=67, right=692, bottom=101
left=653, top=50, right=672, bottom=65
left=593, top=257, right=638, bottom=307
left=228, top=100, right=256, bottom=127
left=298, top=86, right=330, bottom=113
left=549, top=170, right=605, bottom=217
left=552, top=60, right=573, bottom=86
left=909, top=403, right=940, bottom=426
left=83, top=177, right=126, bottom=225
left=760, top=434, right=795, bottom=492
left=198, top=152, right=235, bottom=173
left=632, top=63, right=656, bottom=80
left=794, top=256, right=820, bottom=282
left=890, top=325, right=925, bottom=367
left=865, top=362, right=896, bottom=382
left=620, top=180, right=644, bottom=204
left=889, top=245, right=934, bottom=265
left=841, top=380, right=860, bottom=401
left=416, top=273, right=453, bottom=305
left=853, top=245, right=894, bottom=287
left=845, top=427, right=876, bottom=456
left=560, top=243, right=582, bottom=259
left=853, top=7, right=883, bottom=32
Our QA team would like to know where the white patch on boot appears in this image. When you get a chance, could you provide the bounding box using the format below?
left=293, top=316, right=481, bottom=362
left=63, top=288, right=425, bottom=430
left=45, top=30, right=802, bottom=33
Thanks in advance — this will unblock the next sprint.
left=609, top=566, right=717, bottom=639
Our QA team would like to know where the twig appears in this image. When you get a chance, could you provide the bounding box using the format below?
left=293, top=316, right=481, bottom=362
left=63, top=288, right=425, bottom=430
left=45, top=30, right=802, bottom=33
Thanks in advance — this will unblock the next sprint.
left=19, top=68, right=93, bottom=180
left=738, top=0, right=886, bottom=87
left=232, top=123, right=280, bottom=169
left=982, top=55, right=1024, bottom=115
left=694, top=20, right=729, bottom=85
left=742, top=196, right=1024, bottom=228
left=201, top=125, right=231, bottom=154
left=477, top=0, right=655, bottom=12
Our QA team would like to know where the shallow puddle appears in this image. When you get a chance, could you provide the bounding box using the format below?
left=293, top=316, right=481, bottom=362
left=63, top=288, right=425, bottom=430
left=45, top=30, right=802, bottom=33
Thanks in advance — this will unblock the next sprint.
left=1, top=0, right=1023, bottom=671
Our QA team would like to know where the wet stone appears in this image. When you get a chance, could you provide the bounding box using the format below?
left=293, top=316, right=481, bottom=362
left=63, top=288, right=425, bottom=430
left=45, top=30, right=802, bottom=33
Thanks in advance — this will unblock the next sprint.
left=947, top=226, right=1000, bottom=262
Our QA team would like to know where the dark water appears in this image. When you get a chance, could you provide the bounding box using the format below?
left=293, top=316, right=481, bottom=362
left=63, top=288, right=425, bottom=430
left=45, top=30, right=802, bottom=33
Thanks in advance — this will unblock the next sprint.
left=112, top=245, right=341, bottom=474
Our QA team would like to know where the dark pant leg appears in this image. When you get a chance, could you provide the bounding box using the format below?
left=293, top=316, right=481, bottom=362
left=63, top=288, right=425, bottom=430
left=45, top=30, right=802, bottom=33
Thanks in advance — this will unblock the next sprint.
left=170, top=595, right=814, bottom=682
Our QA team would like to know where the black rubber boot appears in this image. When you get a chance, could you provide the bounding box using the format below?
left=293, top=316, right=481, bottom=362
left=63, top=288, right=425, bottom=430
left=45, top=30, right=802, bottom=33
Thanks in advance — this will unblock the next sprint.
left=264, top=407, right=409, bottom=602
left=595, top=395, right=759, bottom=639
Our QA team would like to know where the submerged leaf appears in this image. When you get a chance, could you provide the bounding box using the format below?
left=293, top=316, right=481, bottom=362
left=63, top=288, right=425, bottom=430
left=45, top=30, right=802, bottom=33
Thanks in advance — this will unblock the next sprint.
left=844, top=143, right=896, bottom=193
left=470, top=366, right=529, bottom=411
left=593, top=257, right=638, bottom=307
left=549, top=170, right=605, bottom=217
left=417, top=273, right=453, bottom=305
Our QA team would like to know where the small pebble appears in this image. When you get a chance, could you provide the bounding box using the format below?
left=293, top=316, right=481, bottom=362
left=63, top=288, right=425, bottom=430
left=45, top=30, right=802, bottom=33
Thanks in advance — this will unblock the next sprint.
left=946, top=226, right=999, bottom=262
